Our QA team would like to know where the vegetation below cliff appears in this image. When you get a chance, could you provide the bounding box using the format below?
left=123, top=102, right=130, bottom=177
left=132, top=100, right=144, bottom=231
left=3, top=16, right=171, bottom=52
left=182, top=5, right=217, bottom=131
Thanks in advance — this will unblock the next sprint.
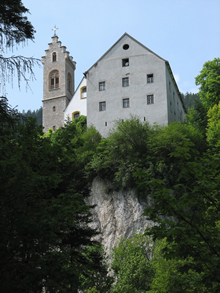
left=0, top=57, right=220, bottom=292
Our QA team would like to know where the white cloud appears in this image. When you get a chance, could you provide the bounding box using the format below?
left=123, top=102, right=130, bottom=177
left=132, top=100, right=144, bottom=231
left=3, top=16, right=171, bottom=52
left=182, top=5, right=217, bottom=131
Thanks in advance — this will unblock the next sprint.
left=174, top=74, right=180, bottom=84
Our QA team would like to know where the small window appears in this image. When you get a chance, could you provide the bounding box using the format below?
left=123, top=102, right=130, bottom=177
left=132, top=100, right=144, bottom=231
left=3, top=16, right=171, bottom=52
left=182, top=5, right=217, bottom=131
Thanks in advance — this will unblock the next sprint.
left=80, top=86, right=87, bottom=99
left=105, top=122, right=107, bottom=126
left=122, top=77, right=129, bottom=87
left=173, top=92, right=175, bottom=102
left=122, top=58, right=129, bottom=67
left=169, top=81, right=171, bottom=92
left=53, top=125, right=56, bottom=131
left=52, top=106, right=56, bottom=112
left=52, top=52, right=56, bottom=62
left=147, top=74, right=153, bottom=83
left=147, top=95, right=154, bottom=105
left=99, top=101, right=106, bottom=111
left=123, top=98, right=129, bottom=108
left=144, top=117, right=146, bottom=121
left=72, top=111, right=80, bottom=120
left=99, top=81, right=105, bottom=91
left=123, top=44, right=129, bottom=50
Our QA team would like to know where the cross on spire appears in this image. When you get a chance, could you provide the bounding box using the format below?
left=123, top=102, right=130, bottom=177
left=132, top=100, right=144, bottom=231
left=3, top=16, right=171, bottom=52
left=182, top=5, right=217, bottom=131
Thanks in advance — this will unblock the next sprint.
left=52, top=25, right=58, bottom=36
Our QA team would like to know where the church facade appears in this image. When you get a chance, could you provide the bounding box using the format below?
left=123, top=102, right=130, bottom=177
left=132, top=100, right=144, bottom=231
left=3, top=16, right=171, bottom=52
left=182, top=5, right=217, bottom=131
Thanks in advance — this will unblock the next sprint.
left=42, top=33, right=186, bottom=136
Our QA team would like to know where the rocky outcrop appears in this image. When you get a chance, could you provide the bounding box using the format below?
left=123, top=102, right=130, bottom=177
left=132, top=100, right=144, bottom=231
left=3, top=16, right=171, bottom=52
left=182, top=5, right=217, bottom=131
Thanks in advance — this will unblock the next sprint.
left=85, top=178, right=152, bottom=258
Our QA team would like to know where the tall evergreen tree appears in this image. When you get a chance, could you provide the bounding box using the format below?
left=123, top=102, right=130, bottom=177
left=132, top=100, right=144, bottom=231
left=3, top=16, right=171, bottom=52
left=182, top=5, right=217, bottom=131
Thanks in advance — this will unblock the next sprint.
left=0, top=0, right=40, bottom=93
left=0, top=98, right=110, bottom=292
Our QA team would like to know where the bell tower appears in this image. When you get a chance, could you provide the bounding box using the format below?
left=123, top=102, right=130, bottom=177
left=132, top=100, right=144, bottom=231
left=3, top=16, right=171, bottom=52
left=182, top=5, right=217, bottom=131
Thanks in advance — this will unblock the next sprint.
left=42, top=28, right=76, bottom=132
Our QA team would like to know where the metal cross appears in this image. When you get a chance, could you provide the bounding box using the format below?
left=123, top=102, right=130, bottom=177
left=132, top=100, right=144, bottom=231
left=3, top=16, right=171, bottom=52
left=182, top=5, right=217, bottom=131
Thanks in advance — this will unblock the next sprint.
left=52, top=25, right=58, bottom=36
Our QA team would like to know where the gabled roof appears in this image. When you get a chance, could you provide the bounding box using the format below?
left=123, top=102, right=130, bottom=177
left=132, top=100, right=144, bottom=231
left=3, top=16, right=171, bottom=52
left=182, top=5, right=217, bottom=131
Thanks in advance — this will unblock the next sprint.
left=83, top=32, right=186, bottom=113
left=84, top=32, right=167, bottom=74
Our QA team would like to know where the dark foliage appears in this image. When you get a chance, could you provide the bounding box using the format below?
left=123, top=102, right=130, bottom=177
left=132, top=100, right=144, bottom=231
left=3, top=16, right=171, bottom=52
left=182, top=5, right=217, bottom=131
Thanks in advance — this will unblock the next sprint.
left=0, top=98, right=110, bottom=292
left=20, top=106, right=42, bottom=126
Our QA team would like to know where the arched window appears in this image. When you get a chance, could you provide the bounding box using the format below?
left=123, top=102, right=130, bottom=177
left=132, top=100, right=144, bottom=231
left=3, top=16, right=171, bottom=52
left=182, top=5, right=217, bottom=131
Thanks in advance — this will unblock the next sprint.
left=52, top=52, right=57, bottom=62
left=53, top=125, right=56, bottom=131
left=52, top=106, right=56, bottom=112
left=80, top=86, right=87, bottom=99
left=49, top=70, right=59, bottom=90
left=72, top=111, right=80, bottom=120
left=67, top=73, right=72, bottom=93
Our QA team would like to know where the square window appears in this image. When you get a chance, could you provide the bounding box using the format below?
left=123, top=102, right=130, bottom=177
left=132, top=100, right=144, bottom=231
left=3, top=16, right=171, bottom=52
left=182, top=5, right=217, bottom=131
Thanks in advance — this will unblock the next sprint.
left=99, top=101, right=106, bottom=111
left=122, top=77, right=129, bottom=87
left=99, top=81, right=105, bottom=91
left=123, top=98, right=129, bottom=108
left=122, top=58, right=129, bottom=67
left=147, top=95, right=154, bottom=105
left=147, top=74, right=153, bottom=83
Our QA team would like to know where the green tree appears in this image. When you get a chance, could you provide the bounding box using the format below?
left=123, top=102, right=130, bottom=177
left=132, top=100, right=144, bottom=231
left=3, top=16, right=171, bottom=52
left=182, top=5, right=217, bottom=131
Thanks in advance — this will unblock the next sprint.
left=0, top=0, right=35, bottom=46
left=148, top=239, right=207, bottom=293
left=89, top=116, right=150, bottom=190
left=206, top=102, right=220, bottom=146
left=181, top=92, right=200, bottom=110
left=0, top=0, right=40, bottom=93
left=111, top=233, right=154, bottom=293
left=134, top=133, right=220, bottom=291
left=195, top=58, right=220, bottom=110
left=20, top=106, right=42, bottom=126
left=0, top=98, right=108, bottom=292
left=186, top=58, right=220, bottom=137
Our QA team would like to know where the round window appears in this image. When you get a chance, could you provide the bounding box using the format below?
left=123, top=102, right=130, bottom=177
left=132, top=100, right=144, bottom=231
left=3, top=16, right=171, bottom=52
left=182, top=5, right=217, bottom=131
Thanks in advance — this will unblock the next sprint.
left=123, top=44, right=129, bottom=50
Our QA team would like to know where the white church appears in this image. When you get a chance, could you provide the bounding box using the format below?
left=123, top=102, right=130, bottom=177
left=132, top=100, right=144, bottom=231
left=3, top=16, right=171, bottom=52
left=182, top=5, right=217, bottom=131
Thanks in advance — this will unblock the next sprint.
left=42, top=32, right=186, bottom=136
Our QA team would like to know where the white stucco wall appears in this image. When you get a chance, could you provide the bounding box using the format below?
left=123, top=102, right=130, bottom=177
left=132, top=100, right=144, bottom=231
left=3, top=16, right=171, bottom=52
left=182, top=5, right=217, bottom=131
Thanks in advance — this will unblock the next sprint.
left=64, top=77, right=87, bottom=121
left=86, top=34, right=169, bottom=137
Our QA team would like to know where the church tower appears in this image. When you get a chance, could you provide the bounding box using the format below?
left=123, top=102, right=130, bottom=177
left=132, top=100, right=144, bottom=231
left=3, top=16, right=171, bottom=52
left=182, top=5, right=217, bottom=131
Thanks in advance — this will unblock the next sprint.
left=42, top=30, right=76, bottom=132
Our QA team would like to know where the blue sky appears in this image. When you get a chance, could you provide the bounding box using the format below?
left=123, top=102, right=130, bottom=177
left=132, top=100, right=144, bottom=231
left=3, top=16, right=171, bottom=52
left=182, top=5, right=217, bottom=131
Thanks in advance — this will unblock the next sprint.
left=2, top=0, right=220, bottom=111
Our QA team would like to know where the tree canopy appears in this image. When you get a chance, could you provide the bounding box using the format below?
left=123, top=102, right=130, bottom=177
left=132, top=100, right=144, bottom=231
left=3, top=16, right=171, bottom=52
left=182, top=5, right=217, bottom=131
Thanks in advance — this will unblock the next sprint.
left=0, top=0, right=35, bottom=48
left=195, top=58, right=220, bottom=110
left=0, top=1, right=40, bottom=94
left=0, top=98, right=111, bottom=292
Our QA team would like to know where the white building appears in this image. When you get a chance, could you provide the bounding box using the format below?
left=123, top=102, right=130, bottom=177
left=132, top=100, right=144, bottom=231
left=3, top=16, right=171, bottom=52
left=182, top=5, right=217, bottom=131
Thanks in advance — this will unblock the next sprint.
left=42, top=33, right=186, bottom=136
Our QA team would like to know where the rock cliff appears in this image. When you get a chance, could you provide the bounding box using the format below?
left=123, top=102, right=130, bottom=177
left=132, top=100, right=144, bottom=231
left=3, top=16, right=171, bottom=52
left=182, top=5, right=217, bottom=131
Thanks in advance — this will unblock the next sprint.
left=85, top=178, right=152, bottom=258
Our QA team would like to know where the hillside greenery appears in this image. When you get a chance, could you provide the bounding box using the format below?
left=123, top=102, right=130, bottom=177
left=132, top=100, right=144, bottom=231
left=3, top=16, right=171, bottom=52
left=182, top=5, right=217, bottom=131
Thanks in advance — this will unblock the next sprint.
left=0, top=99, right=111, bottom=292
left=20, top=106, right=42, bottom=126
left=1, top=57, right=219, bottom=292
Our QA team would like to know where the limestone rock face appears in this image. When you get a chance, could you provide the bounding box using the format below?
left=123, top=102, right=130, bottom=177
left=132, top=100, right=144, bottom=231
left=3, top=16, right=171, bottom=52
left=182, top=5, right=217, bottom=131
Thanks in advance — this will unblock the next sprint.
left=85, top=178, right=151, bottom=258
